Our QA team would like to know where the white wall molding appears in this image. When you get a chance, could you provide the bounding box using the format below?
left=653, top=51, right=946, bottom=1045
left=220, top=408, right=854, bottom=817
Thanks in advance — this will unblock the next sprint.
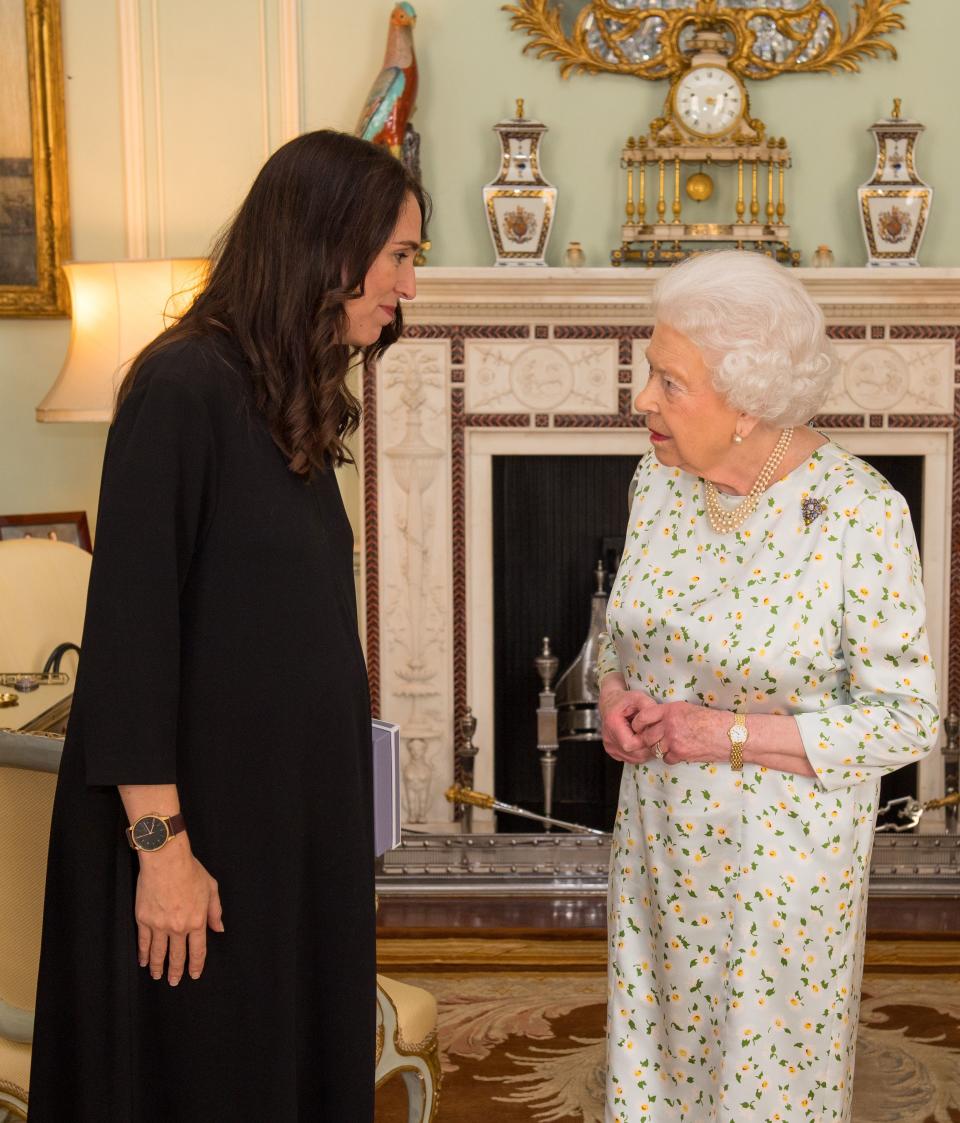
left=148, top=0, right=166, bottom=257
left=116, top=0, right=303, bottom=256
left=278, top=0, right=302, bottom=144
left=257, top=0, right=271, bottom=160
left=117, top=0, right=148, bottom=258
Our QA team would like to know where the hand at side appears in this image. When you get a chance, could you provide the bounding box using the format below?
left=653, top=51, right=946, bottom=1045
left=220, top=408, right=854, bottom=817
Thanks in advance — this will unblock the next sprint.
left=119, top=782, right=224, bottom=985
left=135, top=840, right=224, bottom=985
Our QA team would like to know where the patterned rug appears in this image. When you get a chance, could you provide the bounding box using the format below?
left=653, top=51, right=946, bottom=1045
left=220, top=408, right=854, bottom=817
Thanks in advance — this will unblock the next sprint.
left=375, top=971, right=960, bottom=1122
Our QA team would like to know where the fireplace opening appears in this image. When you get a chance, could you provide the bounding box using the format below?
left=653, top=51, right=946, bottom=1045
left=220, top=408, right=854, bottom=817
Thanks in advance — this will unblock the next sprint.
left=492, top=451, right=926, bottom=833
left=493, top=454, right=636, bottom=831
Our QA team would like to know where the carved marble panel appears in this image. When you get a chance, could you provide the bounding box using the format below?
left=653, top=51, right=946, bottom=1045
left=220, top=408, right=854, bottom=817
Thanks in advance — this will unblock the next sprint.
left=377, top=341, right=454, bottom=824
left=464, top=339, right=619, bottom=414
left=823, top=340, right=954, bottom=415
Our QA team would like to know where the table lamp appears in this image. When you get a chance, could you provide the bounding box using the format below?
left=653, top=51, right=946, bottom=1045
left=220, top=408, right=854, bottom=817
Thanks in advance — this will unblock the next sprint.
left=36, top=258, right=207, bottom=422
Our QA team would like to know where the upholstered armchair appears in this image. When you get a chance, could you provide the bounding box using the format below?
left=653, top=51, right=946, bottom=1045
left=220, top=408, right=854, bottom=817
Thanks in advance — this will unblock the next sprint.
left=375, top=974, right=441, bottom=1122
left=0, top=538, right=90, bottom=734
left=0, top=730, right=62, bottom=1120
left=0, top=537, right=90, bottom=1116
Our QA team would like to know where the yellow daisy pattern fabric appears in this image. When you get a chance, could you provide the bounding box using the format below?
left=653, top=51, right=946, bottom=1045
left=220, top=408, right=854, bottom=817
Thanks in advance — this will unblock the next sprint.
left=599, top=443, right=939, bottom=1123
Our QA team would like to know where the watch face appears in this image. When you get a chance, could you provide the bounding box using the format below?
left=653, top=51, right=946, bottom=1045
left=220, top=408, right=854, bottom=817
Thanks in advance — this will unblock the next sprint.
left=675, top=66, right=744, bottom=137
left=729, top=724, right=748, bottom=746
left=131, top=815, right=170, bottom=851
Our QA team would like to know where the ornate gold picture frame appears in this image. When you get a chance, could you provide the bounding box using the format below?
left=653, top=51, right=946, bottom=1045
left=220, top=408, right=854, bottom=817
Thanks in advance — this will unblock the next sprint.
left=0, top=0, right=70, bottom=317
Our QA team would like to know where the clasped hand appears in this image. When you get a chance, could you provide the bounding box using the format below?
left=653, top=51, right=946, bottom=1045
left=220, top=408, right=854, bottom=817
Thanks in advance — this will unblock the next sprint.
left=600, top=687, right=726, bottom=766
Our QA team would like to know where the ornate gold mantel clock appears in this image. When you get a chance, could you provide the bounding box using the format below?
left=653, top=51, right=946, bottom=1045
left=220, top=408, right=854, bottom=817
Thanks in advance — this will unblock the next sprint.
left=617, top=27, right=795, bottom=265
left=505, top=0, right=908, bottom=266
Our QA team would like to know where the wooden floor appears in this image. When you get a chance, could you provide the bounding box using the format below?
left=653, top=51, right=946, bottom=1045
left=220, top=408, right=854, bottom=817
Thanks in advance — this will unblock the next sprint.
left=377, top=894, right=960, bottom=971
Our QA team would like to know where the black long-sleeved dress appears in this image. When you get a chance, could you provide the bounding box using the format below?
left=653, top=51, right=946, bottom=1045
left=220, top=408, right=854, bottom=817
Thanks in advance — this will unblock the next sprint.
left=28, top=335, right=375, bottom=1122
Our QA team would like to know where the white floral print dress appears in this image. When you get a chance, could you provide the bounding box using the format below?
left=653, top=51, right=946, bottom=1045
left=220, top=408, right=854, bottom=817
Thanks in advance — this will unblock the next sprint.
left=598, top=443, right=939, bottom=1123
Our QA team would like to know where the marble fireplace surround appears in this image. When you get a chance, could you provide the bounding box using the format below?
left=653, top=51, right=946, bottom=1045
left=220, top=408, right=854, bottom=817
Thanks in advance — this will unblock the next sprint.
left=362, top=268, right=960, bottom=828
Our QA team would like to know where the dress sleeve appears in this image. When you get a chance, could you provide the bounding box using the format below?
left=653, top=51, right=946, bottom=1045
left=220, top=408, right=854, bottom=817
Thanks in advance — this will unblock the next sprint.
left=79, top=364, right=218, bottom=786
left=597, top=461, right=644, bottom=688
left=794, top=489, right=940, bottom=792
left=596, top=632, right=622, bottom=687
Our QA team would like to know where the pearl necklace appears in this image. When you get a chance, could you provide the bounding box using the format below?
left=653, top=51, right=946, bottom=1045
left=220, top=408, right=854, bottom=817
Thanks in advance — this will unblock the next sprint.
left=703, top=427, right=794, bottom=534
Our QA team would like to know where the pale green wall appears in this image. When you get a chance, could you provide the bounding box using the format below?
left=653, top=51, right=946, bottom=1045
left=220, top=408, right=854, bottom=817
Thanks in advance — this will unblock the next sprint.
left=1, top=0, right=956, bottom=536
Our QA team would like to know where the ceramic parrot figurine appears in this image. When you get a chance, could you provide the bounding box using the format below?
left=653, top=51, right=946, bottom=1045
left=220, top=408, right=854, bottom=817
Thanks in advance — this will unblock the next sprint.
left=355, top=3, right=418, bottom=160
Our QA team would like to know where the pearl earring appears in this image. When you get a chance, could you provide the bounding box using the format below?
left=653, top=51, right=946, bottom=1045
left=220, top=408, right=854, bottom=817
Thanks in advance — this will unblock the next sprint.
left=732, top=432, right=744, bottom=445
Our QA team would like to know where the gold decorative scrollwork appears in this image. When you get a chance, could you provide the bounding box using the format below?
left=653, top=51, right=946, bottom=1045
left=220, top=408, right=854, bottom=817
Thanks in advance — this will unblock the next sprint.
left=503, top=0, right=907, bottom=81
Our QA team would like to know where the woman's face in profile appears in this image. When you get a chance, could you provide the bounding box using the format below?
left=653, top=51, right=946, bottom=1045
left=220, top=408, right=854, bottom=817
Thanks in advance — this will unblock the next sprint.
left=344, top=193, right=422, bottom=348
left=634, top=321, right=741, bottom=476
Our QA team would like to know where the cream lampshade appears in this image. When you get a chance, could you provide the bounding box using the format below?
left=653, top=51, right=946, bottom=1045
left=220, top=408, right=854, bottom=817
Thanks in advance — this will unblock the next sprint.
left=36, top=258, right=207, bottom=422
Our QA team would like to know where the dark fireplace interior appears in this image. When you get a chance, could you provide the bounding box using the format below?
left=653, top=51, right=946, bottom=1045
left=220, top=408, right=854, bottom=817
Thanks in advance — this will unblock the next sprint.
left=492, top=451, right=925, bottom=833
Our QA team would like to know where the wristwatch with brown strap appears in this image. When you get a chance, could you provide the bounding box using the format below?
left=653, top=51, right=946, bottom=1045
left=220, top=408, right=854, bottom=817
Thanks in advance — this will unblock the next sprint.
left=126, top=812, right=186, bottom=852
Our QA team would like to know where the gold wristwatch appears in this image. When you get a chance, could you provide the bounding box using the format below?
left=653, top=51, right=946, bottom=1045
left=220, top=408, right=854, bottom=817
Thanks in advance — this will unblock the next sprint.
left=727, top=713, right=748, bottom=771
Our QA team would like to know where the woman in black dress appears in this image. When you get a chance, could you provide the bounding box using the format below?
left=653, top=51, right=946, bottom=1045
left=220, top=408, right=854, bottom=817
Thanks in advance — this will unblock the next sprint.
left=29, top=130, right=426, bottom=1121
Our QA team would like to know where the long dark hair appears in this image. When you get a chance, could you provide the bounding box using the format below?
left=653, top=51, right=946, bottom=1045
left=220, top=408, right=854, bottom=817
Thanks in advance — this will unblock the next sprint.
left=117, top=130, right=429, bottom=473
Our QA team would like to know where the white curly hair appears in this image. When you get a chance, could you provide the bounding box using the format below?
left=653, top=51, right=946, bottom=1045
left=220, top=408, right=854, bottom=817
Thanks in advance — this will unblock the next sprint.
left=650, top=251, right=834, bottom=427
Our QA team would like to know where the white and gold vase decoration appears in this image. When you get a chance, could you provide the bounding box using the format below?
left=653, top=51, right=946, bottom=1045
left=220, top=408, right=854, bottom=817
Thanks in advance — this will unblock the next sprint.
left=482, top=99, right=557, bottom=267
left=859, top=99, right=933, bottom=267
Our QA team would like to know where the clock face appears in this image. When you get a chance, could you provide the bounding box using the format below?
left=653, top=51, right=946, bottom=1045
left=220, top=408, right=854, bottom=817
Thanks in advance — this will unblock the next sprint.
left=675, top=66, right=744, bottom=138
left=132, top=815, right=169, bottom=851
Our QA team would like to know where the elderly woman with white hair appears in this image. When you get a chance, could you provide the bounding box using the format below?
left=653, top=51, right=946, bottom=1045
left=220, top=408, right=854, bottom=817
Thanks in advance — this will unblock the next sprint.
left=598, top=250, right=939, bottom=1123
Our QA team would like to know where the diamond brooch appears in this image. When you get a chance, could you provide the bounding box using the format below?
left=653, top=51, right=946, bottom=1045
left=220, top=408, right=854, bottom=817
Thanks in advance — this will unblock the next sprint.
left=801, top=496, right=828, bottom=526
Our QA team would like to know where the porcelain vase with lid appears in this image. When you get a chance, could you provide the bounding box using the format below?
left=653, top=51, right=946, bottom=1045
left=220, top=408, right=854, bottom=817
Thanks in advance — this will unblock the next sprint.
left=482, top=99, right=557, bottom=267
left=858, top=99, right=933, bottom=267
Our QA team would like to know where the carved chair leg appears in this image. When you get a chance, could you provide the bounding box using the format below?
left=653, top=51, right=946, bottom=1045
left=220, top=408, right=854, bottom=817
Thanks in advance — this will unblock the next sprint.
left=400, top=1066, right=427, bottom=1123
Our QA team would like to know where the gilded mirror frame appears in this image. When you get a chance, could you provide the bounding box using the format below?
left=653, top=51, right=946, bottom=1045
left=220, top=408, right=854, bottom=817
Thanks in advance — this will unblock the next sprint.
left=0, top=0, right=70, bottom=317
left=504, top=0, right=907, bottom=82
